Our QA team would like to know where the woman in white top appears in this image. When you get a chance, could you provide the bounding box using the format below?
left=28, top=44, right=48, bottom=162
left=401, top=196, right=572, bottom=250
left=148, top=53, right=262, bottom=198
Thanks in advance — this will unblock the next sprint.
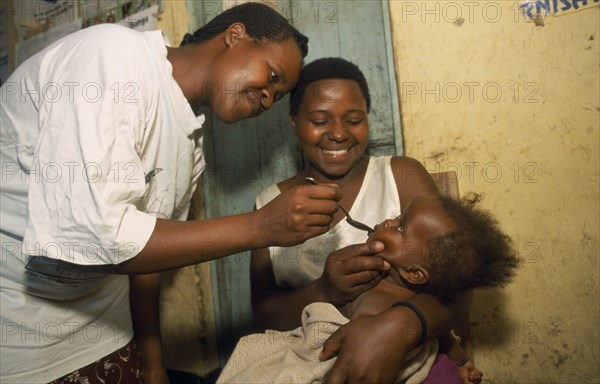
left=0, top=4, right=342, bottom=383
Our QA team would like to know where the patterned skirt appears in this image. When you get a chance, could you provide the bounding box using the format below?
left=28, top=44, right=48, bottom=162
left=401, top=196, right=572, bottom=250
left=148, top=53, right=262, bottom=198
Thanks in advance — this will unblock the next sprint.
left=48, top=339, right=143, bottom=384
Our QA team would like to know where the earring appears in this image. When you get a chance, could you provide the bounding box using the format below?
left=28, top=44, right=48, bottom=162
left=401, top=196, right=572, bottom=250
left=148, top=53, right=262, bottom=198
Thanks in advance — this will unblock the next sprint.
left=180, top=33, right=194, bottom=47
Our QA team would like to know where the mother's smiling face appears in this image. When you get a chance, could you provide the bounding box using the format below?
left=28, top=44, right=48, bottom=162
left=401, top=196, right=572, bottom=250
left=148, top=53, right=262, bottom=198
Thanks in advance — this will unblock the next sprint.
left=291, top=78, right=369, bottom=180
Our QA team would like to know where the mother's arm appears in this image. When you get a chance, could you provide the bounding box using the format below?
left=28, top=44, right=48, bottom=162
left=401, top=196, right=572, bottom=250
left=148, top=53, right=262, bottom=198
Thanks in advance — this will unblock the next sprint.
left=321, top=293, right=456, bottom=383
left=250, top=246, right=324, bottom=330
left=251, top=242, right=389, bottom=331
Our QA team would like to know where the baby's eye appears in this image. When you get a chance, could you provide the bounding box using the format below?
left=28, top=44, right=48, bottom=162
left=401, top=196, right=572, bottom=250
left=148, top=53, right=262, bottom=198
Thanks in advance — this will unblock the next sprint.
left=396, top=225, right=403, bottom=233
left=311, top=120, right=328, bottom=126
left=269, top=69, right=279, bottom=83
left=347, top=119, right=363, bottom=125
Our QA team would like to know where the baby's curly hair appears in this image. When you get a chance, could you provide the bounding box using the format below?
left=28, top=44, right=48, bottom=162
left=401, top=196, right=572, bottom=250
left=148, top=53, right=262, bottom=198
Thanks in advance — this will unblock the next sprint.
left=424, top=193, right=520, bottom=303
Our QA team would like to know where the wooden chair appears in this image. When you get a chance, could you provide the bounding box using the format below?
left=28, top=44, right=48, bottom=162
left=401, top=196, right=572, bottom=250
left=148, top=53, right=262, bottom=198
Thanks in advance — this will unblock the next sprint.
left=431, top=171, right=474, bottom=363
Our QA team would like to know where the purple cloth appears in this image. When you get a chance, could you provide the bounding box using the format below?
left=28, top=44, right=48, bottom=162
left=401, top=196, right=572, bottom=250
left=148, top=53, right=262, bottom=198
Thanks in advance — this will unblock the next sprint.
left=422, top=353, right=462, bottom=384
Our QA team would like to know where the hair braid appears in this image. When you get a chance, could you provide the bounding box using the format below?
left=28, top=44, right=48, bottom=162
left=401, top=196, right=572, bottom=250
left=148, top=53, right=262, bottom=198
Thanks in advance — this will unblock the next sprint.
left=180, top=2, right=308, bottom=57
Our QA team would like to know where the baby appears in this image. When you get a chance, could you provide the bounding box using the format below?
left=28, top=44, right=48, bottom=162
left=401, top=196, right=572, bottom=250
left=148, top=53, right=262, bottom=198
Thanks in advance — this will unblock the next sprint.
left=218, top=194, right=519, bottom=384
left=345, top=193, right=519, bottom=383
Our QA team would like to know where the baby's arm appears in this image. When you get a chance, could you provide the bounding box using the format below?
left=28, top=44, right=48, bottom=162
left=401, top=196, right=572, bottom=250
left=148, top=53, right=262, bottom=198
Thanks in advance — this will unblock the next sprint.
left=439, top=332, right=482, bottom=384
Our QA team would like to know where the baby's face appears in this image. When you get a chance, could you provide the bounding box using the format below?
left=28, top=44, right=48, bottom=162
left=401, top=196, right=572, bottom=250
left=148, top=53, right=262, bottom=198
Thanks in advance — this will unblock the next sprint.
left=367, top=196, right=457, bottom=283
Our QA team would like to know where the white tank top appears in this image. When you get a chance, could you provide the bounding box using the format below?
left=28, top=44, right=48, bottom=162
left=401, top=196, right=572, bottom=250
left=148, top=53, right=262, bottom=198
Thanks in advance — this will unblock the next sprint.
left=255, top=156, right=402, bottom=288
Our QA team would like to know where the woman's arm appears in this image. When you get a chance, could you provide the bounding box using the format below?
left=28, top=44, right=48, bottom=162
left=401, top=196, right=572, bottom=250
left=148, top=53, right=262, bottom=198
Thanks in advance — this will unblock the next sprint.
left=251, top=247, right=325, bottom=330
left=129, top=274, right=170, bottom=384
left=116, top=184, right=340, bottom=274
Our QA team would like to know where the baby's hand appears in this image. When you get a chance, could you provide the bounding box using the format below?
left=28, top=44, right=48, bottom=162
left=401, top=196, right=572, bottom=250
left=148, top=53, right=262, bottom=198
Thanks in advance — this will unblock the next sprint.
left=458, top=360, right=483, bottom=384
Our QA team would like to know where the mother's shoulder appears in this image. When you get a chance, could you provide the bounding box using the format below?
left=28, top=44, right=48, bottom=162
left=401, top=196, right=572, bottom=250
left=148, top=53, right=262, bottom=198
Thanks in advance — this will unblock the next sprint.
left=389, top=156, right=439, bottom=202
left=389, top=155, right=429, bottom=172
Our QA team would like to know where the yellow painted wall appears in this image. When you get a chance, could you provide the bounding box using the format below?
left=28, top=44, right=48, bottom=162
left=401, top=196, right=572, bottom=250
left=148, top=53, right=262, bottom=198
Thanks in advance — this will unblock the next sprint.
left=390, top=1, right=599, bottom=382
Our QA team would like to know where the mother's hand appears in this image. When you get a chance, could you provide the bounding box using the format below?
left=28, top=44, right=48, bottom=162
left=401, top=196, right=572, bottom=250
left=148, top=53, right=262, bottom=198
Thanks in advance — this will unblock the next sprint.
left=319, top=242, right=389, bottom=306
left=320, top=306, right=423, bottom=384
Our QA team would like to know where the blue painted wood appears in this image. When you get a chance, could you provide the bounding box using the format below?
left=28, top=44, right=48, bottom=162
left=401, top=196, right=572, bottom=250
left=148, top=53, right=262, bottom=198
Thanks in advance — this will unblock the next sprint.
left=186, top=0, right=404, bottom=365
left=294, top=0, right=404, bottom=156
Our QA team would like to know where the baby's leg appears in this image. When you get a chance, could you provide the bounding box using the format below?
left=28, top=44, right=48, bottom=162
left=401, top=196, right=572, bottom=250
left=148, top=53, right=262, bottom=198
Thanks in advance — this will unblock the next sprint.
left=458, top=360, right=483, bottom=384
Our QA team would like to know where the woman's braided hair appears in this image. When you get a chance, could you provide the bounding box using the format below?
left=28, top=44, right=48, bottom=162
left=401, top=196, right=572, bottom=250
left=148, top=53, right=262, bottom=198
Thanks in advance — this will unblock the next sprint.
left=180, top=2, right=308, bottom=57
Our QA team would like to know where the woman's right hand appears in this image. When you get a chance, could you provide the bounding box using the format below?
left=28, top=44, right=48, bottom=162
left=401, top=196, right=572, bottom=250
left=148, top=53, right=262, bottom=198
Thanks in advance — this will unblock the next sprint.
left=318, top=242, right=390, bottom=306
left=257, top=183, right=342, bottom=247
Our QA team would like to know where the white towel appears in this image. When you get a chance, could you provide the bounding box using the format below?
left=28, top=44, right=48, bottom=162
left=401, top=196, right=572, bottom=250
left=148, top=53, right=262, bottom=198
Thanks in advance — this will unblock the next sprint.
left=217, top=302, right=438, bottom=384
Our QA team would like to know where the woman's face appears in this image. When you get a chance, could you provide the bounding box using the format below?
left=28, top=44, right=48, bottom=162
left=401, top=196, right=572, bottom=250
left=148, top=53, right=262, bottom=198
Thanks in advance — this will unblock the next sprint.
left=208, top=36, right=302, bottom=123
left=292, top=78, right=369, bottom=180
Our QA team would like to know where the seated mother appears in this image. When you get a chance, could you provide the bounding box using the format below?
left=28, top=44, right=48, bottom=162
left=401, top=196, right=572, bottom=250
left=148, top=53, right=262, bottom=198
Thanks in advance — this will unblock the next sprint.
left=250, top=57, right=467, bottom=383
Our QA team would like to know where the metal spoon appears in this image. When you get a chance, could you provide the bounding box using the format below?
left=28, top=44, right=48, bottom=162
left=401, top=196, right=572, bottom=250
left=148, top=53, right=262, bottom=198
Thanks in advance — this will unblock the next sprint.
left=305, top=177, right=374, bottom=232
